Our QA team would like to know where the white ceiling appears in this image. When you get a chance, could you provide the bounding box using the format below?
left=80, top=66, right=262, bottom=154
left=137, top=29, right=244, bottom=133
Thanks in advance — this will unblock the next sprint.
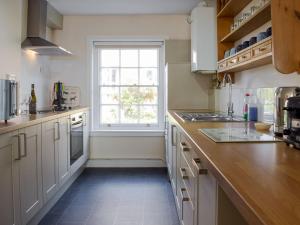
left=47, top=0, right=201, bottom=15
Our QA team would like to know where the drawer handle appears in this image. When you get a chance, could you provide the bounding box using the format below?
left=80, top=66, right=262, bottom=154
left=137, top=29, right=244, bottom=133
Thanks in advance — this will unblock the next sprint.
left=180, top=188, right=190, bottom=202
left=242, top=55, right=248, bottom=59
left=180, top=142, right=190, bottom=152
left=259, top=46, right=268, bottom=52
left=180, top=168, right=189, bottom=180
left=192, top=158, right=208, bottom=175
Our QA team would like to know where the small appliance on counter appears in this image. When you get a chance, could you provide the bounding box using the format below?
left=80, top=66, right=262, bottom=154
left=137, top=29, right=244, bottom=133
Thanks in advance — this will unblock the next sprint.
left=64, top=86, right=80, bottom=109
left=0, top=75, right=18, bottom=123
left=52, top=81, right=67, bottom=111
left=283, top=96, right=300, bottom=149
left=274, top=87, right=300, bottom=136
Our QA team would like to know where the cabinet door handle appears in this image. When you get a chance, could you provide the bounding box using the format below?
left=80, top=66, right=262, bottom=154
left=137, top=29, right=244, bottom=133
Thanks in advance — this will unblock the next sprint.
left=67, top=118, right=71, bottom=134
left=13, top=134, right=21, bottom=160
left=171, top=125, right=176, bottom=146
left=180, top=142, right=190, bottom=152
left=54, top=122, right=60, bottom=141
left=180, top=168, right=189, bottom=180
left=192, top=158, right=208, bottom=175
left=19, top=133, right=27, bottom=158
left=180, top=188, right=189, bottom=202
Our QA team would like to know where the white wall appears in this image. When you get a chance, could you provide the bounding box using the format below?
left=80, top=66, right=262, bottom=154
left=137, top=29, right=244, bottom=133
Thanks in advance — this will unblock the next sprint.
left=50, top=15, right=191, bottom=164
left=0, top=0, right=53, bottom=110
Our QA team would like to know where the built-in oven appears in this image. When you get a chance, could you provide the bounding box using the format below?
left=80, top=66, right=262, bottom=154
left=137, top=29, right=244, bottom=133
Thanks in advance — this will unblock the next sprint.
left=70, top=113, right=84, bottom=165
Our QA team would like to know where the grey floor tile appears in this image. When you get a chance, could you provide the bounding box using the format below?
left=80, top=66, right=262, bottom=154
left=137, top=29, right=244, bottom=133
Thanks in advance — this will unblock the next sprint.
left=39, top=168, right=179, bottom=225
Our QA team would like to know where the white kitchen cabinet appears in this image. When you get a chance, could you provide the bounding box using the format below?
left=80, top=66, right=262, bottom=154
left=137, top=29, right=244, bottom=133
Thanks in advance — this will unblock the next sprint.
left=42, top=120, right=59, bottom=203
left=197, top=169, right=217, bottom=225
left=17, top=125, right=43, bottom=225
left=58, top=117, right=71, bottom=187
left=191, top=2, right=217, bottom=73
left=0, top=131, right=20, bottom=225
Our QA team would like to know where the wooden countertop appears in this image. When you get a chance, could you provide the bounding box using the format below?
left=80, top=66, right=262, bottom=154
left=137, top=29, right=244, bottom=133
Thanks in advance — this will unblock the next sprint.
left=168, top=110, right=300, bottom=225
left=0, top=107, right=89, bottom=135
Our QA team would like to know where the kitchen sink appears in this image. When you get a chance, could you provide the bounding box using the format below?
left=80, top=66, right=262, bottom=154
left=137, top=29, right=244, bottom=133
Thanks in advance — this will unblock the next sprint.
left=175, top=112, right=245, bottom=122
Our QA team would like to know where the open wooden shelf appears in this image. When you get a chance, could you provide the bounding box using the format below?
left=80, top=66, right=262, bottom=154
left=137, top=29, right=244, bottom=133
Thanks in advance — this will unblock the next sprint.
left=221, top=2, right=271, bottom=43
left=217, top=0, right=251, bottom=17
left=219, top=53, right=272, bottom=73
left=218, top=37, right=273, bottom=73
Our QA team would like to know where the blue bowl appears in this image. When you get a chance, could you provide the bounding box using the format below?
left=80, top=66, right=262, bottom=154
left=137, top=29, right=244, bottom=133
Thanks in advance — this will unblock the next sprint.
left=224, top=50, right=230, bottom=58
left=242, top=41, right=250, bottom=49
left=230, top=47, right=237, bottom=56
left=257, top=32, right=268, bottom=42
left=249, top=36, right=257, bottom=46
left=236, top=44, right=243, bottom=52
left=266, top=27, right=272, bottom=37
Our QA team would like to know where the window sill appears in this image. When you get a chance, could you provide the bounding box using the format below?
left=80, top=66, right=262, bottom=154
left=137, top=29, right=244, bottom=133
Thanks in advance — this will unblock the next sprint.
left=90, top=130, right=166, bottom=137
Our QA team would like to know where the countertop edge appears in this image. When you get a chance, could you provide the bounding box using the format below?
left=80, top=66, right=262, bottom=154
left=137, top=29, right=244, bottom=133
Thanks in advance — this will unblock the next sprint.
left=0, top=107, right=89, bottom=135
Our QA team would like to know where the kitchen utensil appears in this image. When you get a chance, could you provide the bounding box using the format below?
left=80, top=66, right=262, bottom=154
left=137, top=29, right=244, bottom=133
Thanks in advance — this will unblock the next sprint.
left=255, top=123, right=272, bottom=131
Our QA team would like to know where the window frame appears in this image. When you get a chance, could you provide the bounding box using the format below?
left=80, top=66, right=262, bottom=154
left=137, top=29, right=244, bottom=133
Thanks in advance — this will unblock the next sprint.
left=91, top=39, right=165, bottom=132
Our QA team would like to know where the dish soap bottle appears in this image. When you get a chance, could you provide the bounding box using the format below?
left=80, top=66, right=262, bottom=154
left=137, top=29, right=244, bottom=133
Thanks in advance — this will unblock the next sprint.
left=248, top=95, right=258, bottom=122
left=243, top=93, right=250, bottom=121
left=29, top=84, right=37, bottom=114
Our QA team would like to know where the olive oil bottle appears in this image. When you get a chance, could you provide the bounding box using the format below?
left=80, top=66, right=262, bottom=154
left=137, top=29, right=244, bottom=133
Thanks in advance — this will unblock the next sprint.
left=29, top=84, right=37, bottom=114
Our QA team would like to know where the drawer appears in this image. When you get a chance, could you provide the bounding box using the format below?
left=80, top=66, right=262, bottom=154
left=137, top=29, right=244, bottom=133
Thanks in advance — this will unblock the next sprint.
left=181, top=188, right=194, bottom=225
left=238, top=50, right=251, bottom=63
left=253, top=40, right=272, bottom=58
left=227, top=56, right=238, bottom=67
left=179, top=135, right=198, bottom=168
left=218, top=60, right=227, bottom=70
left=180, top=151, right=196, bottom=208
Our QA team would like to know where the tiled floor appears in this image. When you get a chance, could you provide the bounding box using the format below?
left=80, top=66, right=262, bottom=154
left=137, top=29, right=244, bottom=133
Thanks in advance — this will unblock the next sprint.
left=39, top=168, right=180, bottom=225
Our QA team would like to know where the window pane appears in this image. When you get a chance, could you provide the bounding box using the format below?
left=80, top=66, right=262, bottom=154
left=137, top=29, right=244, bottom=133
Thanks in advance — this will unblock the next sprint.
left=100, top=49, right=119, bottom=67
left=120, top=68, right=138, bottom=85
left=101, top=105, right=119, bottom=124
left=101, top=87, right=119, bottom=104
left=100, top=68, right=119, bottom=85
left=140, top=68, right=158, bottom=85
left=140, top=49, right=158, bottom=67
left=121, top=49, right=138, bottom=67
left=140, top=87, right=158, bottom=104
left=120, top=87, right=140, bottom=105
left=121, top=105, right=138, bottom=124
left=140, top=106, right=157, bottom=124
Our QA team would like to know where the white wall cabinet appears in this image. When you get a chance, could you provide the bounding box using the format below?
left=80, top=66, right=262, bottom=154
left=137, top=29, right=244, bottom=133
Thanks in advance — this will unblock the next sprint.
left=42, top=120, right=59, bottom=203
left=17, top=125, right=43, bottom=225
left=0, top=131, right=20, bottom=225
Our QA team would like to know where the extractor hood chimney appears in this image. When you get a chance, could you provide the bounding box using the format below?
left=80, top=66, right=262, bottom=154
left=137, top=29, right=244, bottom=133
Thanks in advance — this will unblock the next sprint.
left=21, top=0, right=72, bottom=56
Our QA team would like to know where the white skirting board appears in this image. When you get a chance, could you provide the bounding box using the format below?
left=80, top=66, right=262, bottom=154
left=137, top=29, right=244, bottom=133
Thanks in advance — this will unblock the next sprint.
left=86, top=159, right=166, bottom=168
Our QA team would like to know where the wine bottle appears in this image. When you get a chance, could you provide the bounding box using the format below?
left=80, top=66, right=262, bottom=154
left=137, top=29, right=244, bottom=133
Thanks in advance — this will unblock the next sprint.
left=29, top=84, right=37, bottom=114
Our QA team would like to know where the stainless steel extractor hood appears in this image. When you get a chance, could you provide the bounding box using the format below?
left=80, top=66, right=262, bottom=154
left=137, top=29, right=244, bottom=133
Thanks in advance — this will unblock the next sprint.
left=21, top=0, right=72, bottom=56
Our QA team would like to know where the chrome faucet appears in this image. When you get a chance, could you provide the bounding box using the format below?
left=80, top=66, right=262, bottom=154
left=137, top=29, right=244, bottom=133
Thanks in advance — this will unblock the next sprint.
left=222, top=74, right=234, bottom=118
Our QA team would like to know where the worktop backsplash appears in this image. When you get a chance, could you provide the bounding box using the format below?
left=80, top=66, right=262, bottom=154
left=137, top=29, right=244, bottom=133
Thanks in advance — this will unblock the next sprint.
left=215, top=87, right=275, bottom=122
